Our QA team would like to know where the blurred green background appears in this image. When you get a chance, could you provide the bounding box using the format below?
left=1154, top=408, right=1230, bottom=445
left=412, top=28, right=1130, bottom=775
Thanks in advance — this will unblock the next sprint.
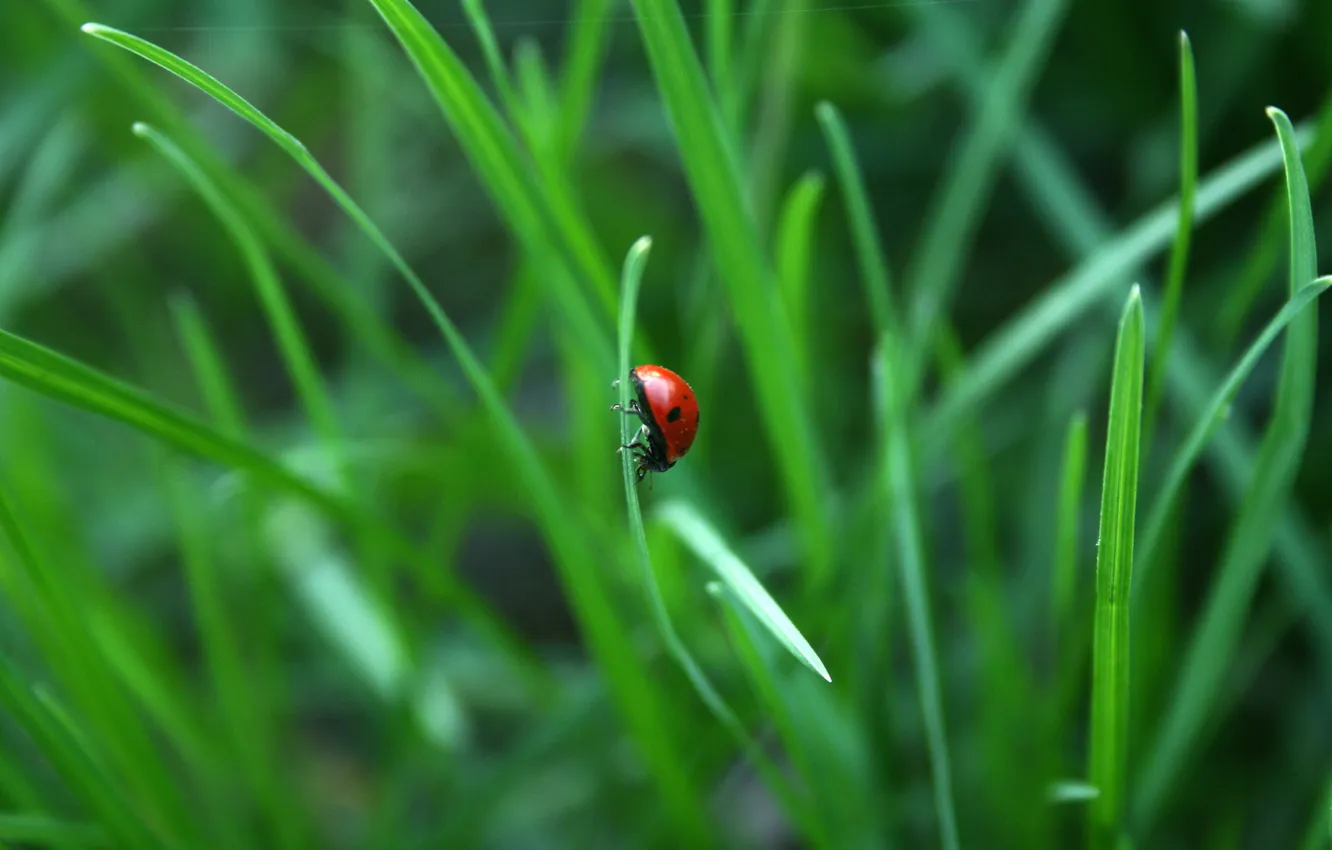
left=2, top=0, right=1331, bottom=848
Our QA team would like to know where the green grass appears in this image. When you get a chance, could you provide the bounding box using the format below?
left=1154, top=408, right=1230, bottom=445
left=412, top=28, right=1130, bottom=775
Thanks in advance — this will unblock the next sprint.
left=1, top=3, right=1330, bottom=848
left=1087, top=286, right=1145, bottom=850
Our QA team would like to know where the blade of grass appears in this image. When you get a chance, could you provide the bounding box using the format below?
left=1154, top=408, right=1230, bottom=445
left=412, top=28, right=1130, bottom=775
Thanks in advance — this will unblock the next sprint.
left=1087, top=286, right=1145, bottom=850
left=1141, top=31, right=1197, bottom=445
left=460, top=0, right=521, bottom=120
left=1052, top=411, right=1088, bottom=653
left=51, top=0, right=464, bottom=425
left=0, top=478, right=198, bottom=849
left=708, top=583, right=857, bottom=850
left=916, top=8, right=1332, bottom=663
left=654, top=500, right=830, bottom=684
left=160, top=458, right=302, bottom=850
left=815, top=101, right=897, bottom=336
left=131, top=120, right=351, bottom=502
left=774, top=169, right=825, bottom=392
left=78, top=21, right=613, bottom=378
left=918, top=12, right=1332, bottom=813
left=1133, top=278, right=1331, bottom=593
left=0, top=813, right=105, bottom=847
left=1216, top=82, right=1332, bottom=346
left=0, top=327, right=539, bottom=686
left=82, top=20, right=708, bottom=832
left=877, top=334, right=961, bottom=850
left=339, top=2, right=618, bottom=341
left=923, top=119, right=1309, bottom=445
left=615, top=239, right=806, bottom=837
left=1133, top=106, right=1322, bottom=833
left=552, top=0, right=612, bottom=162
left=629, top=0, right=834, bottom=590
left=904, top=0, right=1070, bottom=371
left=0, top=645, right=159, bottom=849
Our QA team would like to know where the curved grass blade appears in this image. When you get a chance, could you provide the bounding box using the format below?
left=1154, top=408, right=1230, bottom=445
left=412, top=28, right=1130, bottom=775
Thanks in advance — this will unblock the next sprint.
left=904, top=0, right=1070, bottom=365
left=328, top=1, right=619, bottom=334
left=655, top=500, right=830, bottom=684
left=1133, top=277, right=1331, bottom=594
left=0, top=327, right=537, bottom=683
left=628, top=0, right=834, bottom=589
left=0, top=653, right=160, bottom=849
left=1142, top=31, right=1198, bottom=443
left=132, top=123, right=346, bottom=481
left=924, top=119, right=1310, bottom=445
left=815, top=101, right=897, bottom=336
left=1133, top=106, right=1322, bottom=832
left=615, top=239, right=804, bottom=831
left=1087, top=286, right=1145, bottom=850
left=80, top=20, right=712, bottom=831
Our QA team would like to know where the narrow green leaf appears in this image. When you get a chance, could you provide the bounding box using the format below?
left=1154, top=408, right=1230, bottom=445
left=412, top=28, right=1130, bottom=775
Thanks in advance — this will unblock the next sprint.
left=924, top=121, right=1309, bottom=445
left=0, top=813, right=105, bottom=846
left=0, top=653, right=159, bottom=849
left=616, top=239, right=801, bottom=829
left=1133, top=278, right=1331, bottom=593
left=1053, top=411, right=1088, bottom=647
left=774, top=169, right=826, bottom=390
left=132, top=123, right=347, bottom=484
left=905, top=0, right=1070, bottom=361
left=878, top=336, right=961, bottom=850
left=654, top=501, right=830, bottom=684
left=1087, top=286, right=1146, bottom=850
left=1142, top=31, right=1198, bottom=443
left=629, top=0, right=833, bottom=588
left=815, top=101, right=897, bottom=336
left=1134, top=106, right=1322, bottom=832
left=0, top=327, right=538, bottom=685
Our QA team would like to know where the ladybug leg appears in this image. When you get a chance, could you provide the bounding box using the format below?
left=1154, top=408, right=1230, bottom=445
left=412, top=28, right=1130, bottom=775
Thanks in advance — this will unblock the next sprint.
left=610, top=400, right=646, bottom=421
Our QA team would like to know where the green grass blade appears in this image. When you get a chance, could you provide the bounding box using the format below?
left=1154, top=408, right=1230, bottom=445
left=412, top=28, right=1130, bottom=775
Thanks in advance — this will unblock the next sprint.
left=0, top=326, right=536, bottom=683
left=628, top=0, right=834, bottom=588
left=334, top=1, right=618, bottom=331
left=1133, top=106, right=1322, bottom=832
left=132, top=123, right=346, bottom=478
left=815, top=101, right=897, bottom=335
left=1133, top=278, right=1331, bottom=593
left=58, top=3, right=462, bottom=424
left=905, top=0, right=1070, bottom=357
left=552, top=0, right=612, bottom=162
left=924, top=120, right=1308, bottom=445
left=1052, top=411, right=1088, bottom=650
left=1216, top=83, right=1332, bottom=346
left=615, top=239, right=802, bottom=829
left=774, top=169, right=825, bottom=391
left=78, top=21, right=612, bottom=376
left=655, top=500, right=830, bottom=684
left=0, top=813, right=105, bottom=847
left=460, top=0, right=521, bottom=119
left=1142, top=31, right=1198, bottom=444
left=1087, top=286, right=1145, bottom=850
left=878, top=337, right=961, bottom=850
left=918, top=10, right=1332, bottom=654
left=0, top=651, right=159, bottom=849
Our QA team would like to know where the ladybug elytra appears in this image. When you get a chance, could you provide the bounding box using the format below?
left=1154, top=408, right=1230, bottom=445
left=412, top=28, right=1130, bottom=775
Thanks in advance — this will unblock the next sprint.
left=612, top=364, right=700, bottom=484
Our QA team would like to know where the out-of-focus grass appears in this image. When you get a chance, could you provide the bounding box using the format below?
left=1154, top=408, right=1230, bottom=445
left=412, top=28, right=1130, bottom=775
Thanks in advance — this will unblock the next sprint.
left=1, top=1, right=1330, bottom=848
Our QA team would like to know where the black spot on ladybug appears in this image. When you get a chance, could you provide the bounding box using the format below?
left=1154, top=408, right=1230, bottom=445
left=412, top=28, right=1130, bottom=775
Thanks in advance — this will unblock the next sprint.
left=666, top=406, right=682, bottom=423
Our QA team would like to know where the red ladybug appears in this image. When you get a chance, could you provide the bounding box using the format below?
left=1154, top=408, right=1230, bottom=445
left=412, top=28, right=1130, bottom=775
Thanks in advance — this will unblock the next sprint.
left=612, top=364, right=700, bottom=484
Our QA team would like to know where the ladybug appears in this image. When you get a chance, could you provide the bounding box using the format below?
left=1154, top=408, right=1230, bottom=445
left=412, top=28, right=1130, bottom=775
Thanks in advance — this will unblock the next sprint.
left=612, top=364, right=700, bottom=484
